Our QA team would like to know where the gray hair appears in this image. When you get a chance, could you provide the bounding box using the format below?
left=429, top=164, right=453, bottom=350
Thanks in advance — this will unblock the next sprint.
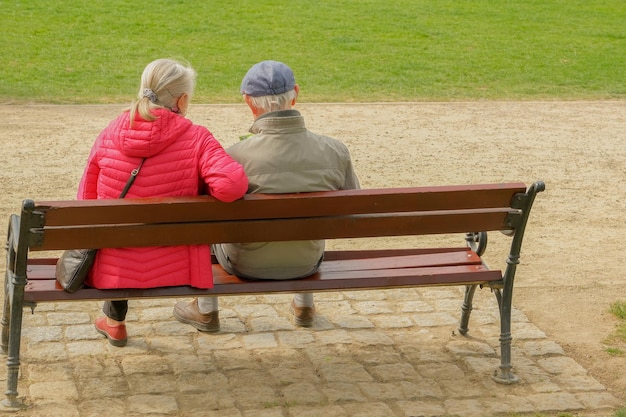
left=247, top=89, right=297, bottom=113
left=130, top=58, right=196, bottom=123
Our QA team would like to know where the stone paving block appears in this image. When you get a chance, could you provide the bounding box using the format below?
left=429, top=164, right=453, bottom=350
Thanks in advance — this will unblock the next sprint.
left=397, top=300, right=434, bottom=313
left=381, top=288, right=421, bottom=300
left=248, top=316, right=293, bottom=332
left=177, top=372, right=225, bottom=393
left=22, top=325, right=62, bottom=343
left=78, top=398, right=126, bottom=417
left=418, top=287, right=463, bottom=299
left=128, top=394, right=179, bottom=415
left=462, top=356, right=501, bottom=376
left=356, top=345, right=403, bottom=365
left=344, top=290, right=387, bottom=301
left=370, top=362, right=419, bottom=380
left=138, top=306, right=174, bottom=321
left=24, top=341, right=68, bottom=362
left=340, top=401, right=395, bottom=417
left=72, top=356, right=123, bottom=378
left=46, top=311, right=91, bottom=326
left=65, top=324, right=100, bottom=341
left=29, top=380, right=78, bottom=401
left=29, top=402, right=80, bottom=417
left=357, top=381, right=406, bottom=400
left=77, top=376, right=130, bottom=398
left=350, top=329, right=395, bottom=346
left=106, top=338, right=149, bottom=354
left=487, top=394, right=538, bottom=414
left=440, top=378, right=485, bottom=398
left=176, top=391, right=229, bottom=412
left=27, top=363, right=72, bottom=383
left=122, top=355, right=172, bottom=375
left=276, top=330, right=315, bottom=348
left=67, top=341, right=108, bottom=356
left=214, top=350, right=262, bottom=371
left=417, top=362, right=465, bottom=380
left=511, top=321, right=548, bottom=339
left=527, top=391, right=586, bottom=412
left=397, top=399, right=446, bottom=417
left=537, top=356, right=590, bottom=375
left=353, top=300, right=395, bottom=314
left=154, top=319, right=197, bottom=336
left=234, top=303, right=279, bottom=318
left=319, top=363, right=374, bottom=383
left=127, top=373, right=178, bottom=394
left=268, top=362, right=320, bottom=385
left=331, top=315, right=375, bottom=329
left=399, top=379, right=445, bottom=399
left=147, top=335, right=196, bottom=353
left=197, top=334, right=242, bottom=352
left=314, top=329, right=352, bottom=344
left=313, top=291, right=345, bottom=301
left=322, top=382, right=367, bottom=403
left=444, top=398, right=487, bottom=417
left=576, top=390, right=623, bottom=409
left=280, top=381, right=325, bottom=404
left=165, top=353, right=216, bottom=374
left=286, top=405, right=347, bottom=417
left=242, top=407, right=284, bottom=417
left=370, top=315, right=414, bottom=328
left=522, top=339, right=566, bottom=356
left=317, top=300, right=356, bottom=316
left=229, top=385, right=280, bottom=408
left=433, top=297, right=466, bottom=312
left=554, top=374, right=608, bottom=391
left=411, top=312, right=458, bottom=327
left=219, top=318, right=248, bottom=333
left=242, top=332, right=278, bottom=349
left=178, top=371, right=228, bottom=393
left=446, top=338, right=497, bottom=356
left=529, top=379, right=563, bottom=393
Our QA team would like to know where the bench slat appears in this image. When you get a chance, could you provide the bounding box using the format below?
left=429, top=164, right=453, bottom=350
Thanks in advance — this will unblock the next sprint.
left=37, top=183, right=526, bottom=226
left=319, top=251, right=481, bottom=272
left=33, top=209, right=513, bottom=251
left=24, top=265, right=500, bottom=302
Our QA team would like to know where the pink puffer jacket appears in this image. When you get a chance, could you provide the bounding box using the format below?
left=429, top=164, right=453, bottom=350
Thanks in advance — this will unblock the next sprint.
left=78, top=108, right=248, bottom=289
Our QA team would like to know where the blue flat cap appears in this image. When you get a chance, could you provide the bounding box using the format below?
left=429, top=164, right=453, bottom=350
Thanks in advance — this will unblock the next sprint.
left=240, top=60, right=296, bottom=97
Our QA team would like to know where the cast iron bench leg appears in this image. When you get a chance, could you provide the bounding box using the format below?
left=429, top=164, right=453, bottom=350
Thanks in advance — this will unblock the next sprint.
left=458, top=284, right=477, bottom=335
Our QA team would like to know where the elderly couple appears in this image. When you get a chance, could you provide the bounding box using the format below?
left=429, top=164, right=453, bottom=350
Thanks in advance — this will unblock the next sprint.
left=77, top=59, right=360, bottom=347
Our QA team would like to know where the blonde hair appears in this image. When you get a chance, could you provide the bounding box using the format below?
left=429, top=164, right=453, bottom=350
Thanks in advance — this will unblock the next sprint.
left=129, top=58, right=196, bottom=123
left=247, top=89, right=297, bottom=113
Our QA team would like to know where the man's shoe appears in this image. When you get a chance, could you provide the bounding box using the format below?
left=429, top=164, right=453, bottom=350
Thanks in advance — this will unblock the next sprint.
left=95, top=317, right=127, bottom=347
left=173, top=298, right=220, bottom=332
left=291, top=300, right=315, bottom=327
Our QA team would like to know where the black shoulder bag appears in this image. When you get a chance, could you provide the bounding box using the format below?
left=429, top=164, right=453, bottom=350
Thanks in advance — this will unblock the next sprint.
left=55, top=158, right=146, bottom=292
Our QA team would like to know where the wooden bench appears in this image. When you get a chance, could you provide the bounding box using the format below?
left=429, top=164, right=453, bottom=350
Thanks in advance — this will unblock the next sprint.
left=2, top=181, right=544, bottom=409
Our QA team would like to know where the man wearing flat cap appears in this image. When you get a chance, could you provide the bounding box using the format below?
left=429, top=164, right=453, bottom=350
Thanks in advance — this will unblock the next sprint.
left=174, top=60, right=360, bottom=330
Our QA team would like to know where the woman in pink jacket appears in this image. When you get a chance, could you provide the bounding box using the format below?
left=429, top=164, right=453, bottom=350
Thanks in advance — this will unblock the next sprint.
left=77, top=58, right=248, bottom=347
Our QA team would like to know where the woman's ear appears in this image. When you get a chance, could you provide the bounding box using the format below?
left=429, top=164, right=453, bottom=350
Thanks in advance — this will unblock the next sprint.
left=176, top=93, right=189, bottom=115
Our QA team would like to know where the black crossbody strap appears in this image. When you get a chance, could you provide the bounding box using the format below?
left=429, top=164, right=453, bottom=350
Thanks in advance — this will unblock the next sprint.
left=119, top=158, right=146, bottom=199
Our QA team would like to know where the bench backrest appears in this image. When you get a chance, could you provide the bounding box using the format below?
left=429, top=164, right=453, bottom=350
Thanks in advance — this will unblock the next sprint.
left=16, top=182, right=540, bottom=252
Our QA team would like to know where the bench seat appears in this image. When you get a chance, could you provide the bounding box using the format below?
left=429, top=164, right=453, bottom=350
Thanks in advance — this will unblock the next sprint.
left=23, top=248, right=501, bottom=303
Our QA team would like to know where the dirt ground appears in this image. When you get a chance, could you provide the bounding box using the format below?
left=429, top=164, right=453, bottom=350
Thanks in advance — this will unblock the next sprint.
left=0, top=101, right=625, bottom=409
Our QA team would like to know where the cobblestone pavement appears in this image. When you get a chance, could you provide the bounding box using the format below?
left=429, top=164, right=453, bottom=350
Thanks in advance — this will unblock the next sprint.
left=0, top=287, right=621, bottom=417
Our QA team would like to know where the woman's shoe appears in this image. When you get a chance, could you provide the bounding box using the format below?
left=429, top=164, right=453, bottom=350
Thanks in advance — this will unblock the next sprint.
left=95, top=317, right=128, bottom=347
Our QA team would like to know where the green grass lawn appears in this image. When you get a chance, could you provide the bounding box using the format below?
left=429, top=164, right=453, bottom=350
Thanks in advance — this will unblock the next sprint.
left=1, top=0, right=625, bottom=103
